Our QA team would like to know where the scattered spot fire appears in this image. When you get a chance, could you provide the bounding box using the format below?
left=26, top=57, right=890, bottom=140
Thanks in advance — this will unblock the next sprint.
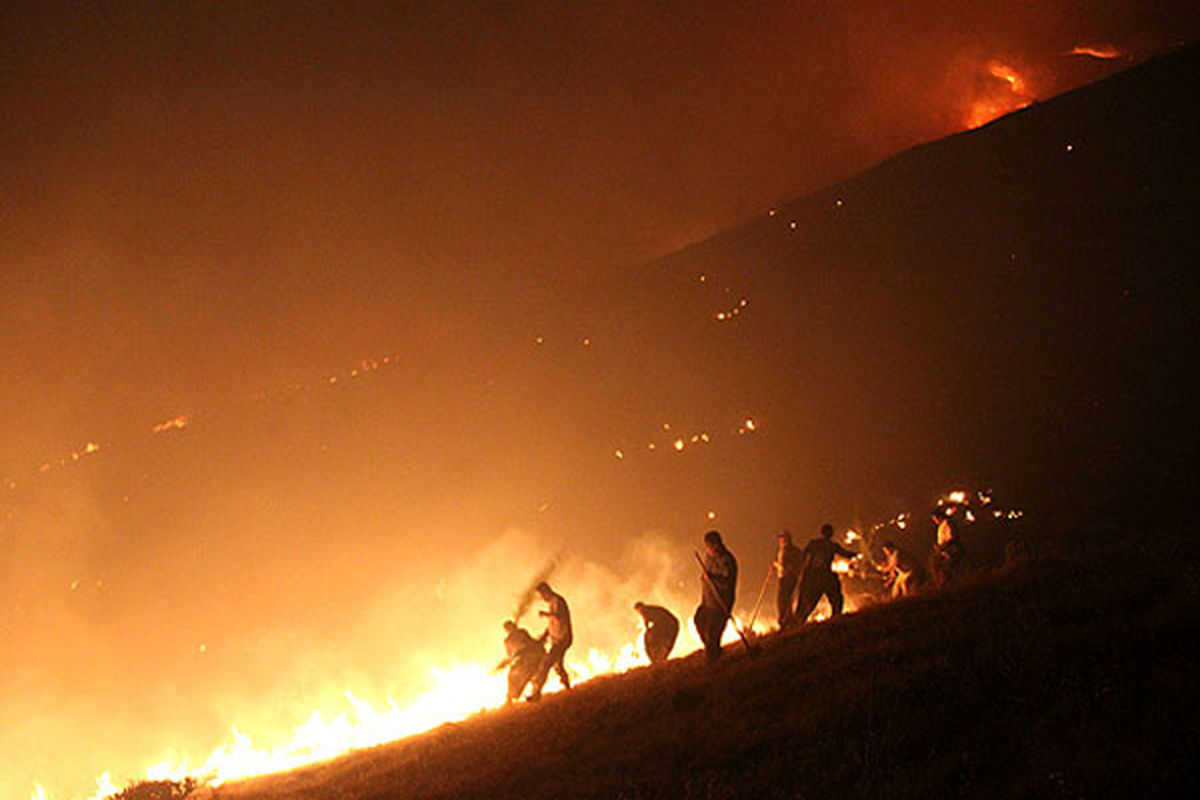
left=151, top=415, right=190, bottom=434
left=1067, top=44, right=1124, bottom=60
left=3, top=353, right=405, bottom=502
left=13, top=441, right=105, bottom=486
left=715, top=297, right=749, bottom=322
left=612, top=417, right=751, bottom=463
left=870, top=486, right=1024, bottom=537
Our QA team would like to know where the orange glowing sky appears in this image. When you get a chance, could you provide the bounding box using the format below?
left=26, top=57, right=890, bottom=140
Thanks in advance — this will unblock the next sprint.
left=2, top=2, right=1198, bottom=798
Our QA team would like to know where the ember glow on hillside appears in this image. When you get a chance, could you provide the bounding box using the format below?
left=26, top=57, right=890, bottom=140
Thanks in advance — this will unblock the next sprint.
left=2, top=3, right=1198, bottom=799
left=1068, top=43, right=1125, bottom=59
left=47, top=532, right=752, bottom=799
left=964, top=60, right=1036, bottom=129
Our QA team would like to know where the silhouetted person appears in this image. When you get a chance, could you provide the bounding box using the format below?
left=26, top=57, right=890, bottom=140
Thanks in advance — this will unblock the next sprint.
left=774, top=529, right=804, bottom=629
left=796, top=523, right=857, bottom=623
left=928, top=510, right=965, bottom=589
left=495, top=620, right=545, bottom=703
left=877, top=540, right=924, bottom=598
left=634, top=601, right=679, bottom=664
left=694, top=529, right=738, bottom=664
left=528, top=581, right=572, bottom=701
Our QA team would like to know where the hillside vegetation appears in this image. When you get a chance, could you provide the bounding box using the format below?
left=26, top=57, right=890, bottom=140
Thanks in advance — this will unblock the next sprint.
left=200, top=519, right=1197, bottom=799
left=108, top=43, right=1200, bottom=800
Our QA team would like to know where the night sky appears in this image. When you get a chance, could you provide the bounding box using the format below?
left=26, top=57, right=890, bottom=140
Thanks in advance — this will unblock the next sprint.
left=3, top=3, right=1197, bottom=798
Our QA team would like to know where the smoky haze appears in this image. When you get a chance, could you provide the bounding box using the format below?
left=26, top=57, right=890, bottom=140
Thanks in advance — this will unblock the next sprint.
left=2, top=2, right=1198, bottom=798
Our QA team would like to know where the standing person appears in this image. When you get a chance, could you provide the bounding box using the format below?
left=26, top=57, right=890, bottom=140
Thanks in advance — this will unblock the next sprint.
left=528, top=581, right=572, bottom=701
left=928, top=509, right=965, bottom=589
left=774, top=529, right=804, bottom=630
left=495, top=620, right=545, bottom=703
left=877, top=540, right=925, bottom=598
left=634, top=601, right=679, bottom=664
left=795, top=523, right=857, bottom=623
left=694, top=529, right=738, bottom=664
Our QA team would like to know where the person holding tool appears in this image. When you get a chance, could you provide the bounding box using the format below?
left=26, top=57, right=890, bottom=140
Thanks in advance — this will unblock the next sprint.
left=693, top=529, right=739, bottom=664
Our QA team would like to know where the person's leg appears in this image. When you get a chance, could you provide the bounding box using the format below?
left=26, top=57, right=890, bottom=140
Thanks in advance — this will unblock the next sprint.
left=551, top=641, right=571, bottom=689
left=795, top=574, right=820, bottom=623
left=528, top=651, right=553, bottom=699
left=778, top=573, right=798, bottom=628
left=828, top=575, right=844, bottom=616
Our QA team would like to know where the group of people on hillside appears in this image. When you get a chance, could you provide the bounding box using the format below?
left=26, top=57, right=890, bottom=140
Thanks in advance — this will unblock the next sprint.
left=497, top=515, right=966, bottom=702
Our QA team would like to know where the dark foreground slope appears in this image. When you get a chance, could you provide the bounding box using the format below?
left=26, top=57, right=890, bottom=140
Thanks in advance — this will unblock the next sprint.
left=209, top=520, right=1199, bottom=800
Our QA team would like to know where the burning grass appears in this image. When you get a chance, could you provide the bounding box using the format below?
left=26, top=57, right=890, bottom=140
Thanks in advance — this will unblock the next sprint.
left=184, top=518, right=1199, bottom=800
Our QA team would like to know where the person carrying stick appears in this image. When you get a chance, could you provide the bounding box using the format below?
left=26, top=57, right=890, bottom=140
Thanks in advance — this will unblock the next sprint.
left=693, top=530, right=738, bottom=664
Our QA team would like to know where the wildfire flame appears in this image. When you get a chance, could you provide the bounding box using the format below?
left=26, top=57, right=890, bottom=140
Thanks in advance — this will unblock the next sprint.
left=715, top=297, right=749, bottom=321
left=964, top=60, right=1034, bottom=130
left=151, top=415, right=190, bottom=434
left=33, top=481, right=1028, bottom=800
left=1067, top=44, right=1123, bottom=60
left=56, top=637, right=714, bottom=800
left=38, top=534, right=792, bottom=800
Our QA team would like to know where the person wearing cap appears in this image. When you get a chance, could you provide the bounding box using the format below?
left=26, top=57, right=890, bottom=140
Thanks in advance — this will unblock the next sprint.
left=495, top=619, right=545, bottom=703
left=694, top=529, right=738, bottom=664
left=795, top=523, right=857, bottom=623
left=528, top=581, right=572, bottom=701
left=774, top=529, right=804, bottom=630
left=634, top=601, right=679, bottom=664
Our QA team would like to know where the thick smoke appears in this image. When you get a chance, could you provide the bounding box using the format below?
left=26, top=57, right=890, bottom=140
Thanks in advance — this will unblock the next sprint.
left=10, top=528, right=709, bottom=798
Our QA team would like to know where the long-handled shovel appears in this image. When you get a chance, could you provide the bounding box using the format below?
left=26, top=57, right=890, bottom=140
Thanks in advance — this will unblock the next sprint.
left=746, top=562, right=775, bottom=632
left=693, top=551, right=759, bottom=656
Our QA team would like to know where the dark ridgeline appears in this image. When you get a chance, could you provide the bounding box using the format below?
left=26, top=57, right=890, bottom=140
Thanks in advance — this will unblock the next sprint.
left=195, top=44, right=1200, bottom=800
left=534, top=42, right=1200, bottom=531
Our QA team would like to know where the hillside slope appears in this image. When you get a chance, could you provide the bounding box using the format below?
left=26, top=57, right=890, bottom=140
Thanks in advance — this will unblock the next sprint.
left=199, top=47, right=1200, bottom=799
left=514, top=40, right=1200, bottom=534
left=208, top=519, right=1198, bottom=800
